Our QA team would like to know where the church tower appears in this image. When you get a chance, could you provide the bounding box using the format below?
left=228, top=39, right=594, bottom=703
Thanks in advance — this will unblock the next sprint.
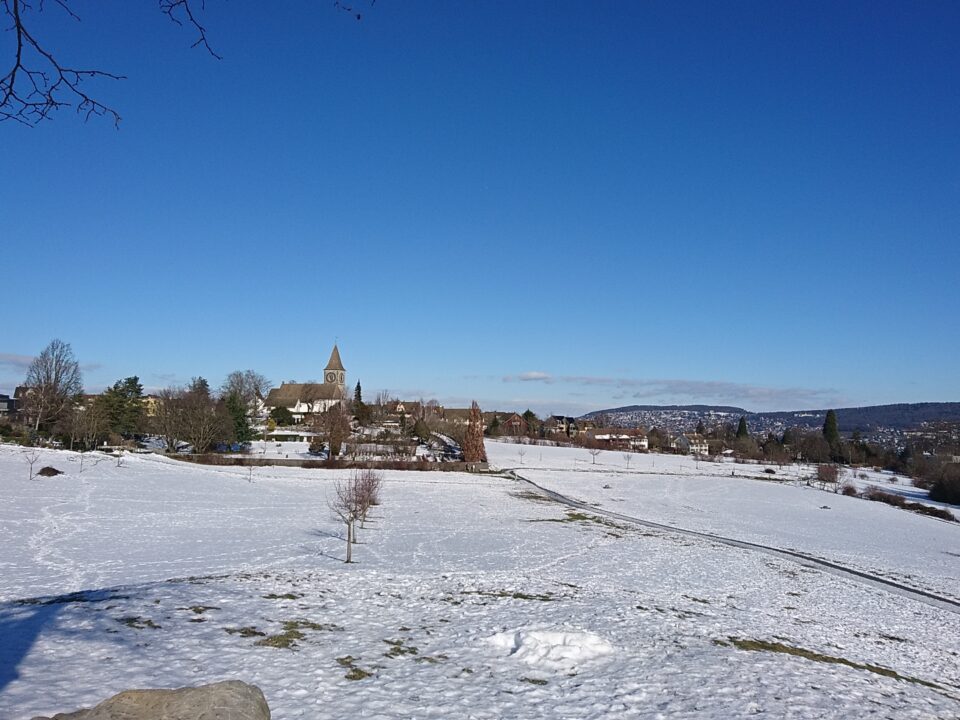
left=323, top=344, right=346, bottom=396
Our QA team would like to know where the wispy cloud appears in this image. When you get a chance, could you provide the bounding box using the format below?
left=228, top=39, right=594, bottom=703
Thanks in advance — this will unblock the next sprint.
left=151, top=372, right=181, bottom=384
left=0, top=352, right=34, bottom=372
left=502, top=371, right=841, bottom=410
left=502, top=371, right=555, bottom=383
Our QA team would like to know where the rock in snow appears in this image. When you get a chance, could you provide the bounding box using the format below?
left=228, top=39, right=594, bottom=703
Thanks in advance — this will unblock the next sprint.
left=30, top=680, right=270, bottom=720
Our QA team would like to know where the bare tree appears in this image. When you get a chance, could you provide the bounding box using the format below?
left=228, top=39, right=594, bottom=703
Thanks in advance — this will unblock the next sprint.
left=463, top=401, right=487, bottom=464
left=588, top=447, right=602, bottom=464
left=23, top=339, right=83, bottom=432
left=23, top=447, right=41, bottom=480
left=1, top=1, right=374, bottom=126
left=180, top=379, right=226, bottom=453
left=518, top=447, right=526, bottom=465
left=151, top=386, right=185, bottom=453
left=353, top=468, right=383, bottom=527
left=817, top=463, right=839, bottom=490
left=329, top=475, right=361, bottom=563
left=59, top=398, right=108, bottom=451
left=623, top=452, right=632, bottom=469
left=314, top=402, right=352, bottom=458
left=220, top=370, right=271, bottom=415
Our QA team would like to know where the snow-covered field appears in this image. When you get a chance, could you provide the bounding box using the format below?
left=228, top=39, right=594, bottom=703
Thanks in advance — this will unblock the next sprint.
left=1, top=443, right=958, bottom=719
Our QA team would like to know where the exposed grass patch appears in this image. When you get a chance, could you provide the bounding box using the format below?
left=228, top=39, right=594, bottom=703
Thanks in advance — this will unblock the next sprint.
left=511, top=490, right=557, bottom=504
left=223, top=626, right=266, bottom=637
left=117, top=616, right=161, bottom=630
left=263, top=593, right=302, bottom=600
left=18, top=591, right=130, bottom=606
left=880, top=634, right=908, bottom=643
left=255, top=620, right=343, bottom=649
left=336, top=654, right=373, bottom=679
left=528, top=509, right=630, bottom=534
left=383, top=638, right=419, bottom=658
left=183, top=605, right=219, bottom=615
left=462, top=590, right=556, bottom=602
left=520, top=677, right=548, bottom=685
left=345, top=667, right=372, bottom=681
left=719, top=637, right=942, bottom=690
left=415, top=655, right=445, bottom=664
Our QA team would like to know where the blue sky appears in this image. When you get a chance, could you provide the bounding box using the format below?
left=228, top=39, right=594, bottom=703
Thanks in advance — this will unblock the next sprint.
left=2, top=1, right=958, bottom=416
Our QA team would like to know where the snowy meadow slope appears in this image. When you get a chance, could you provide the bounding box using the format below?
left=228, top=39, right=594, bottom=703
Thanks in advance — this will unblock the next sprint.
left=1, top=444, right=959, bottom=719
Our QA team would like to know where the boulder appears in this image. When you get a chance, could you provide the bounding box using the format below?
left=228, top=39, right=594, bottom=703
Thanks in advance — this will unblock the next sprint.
left=31, top=680, right=269, bottom=720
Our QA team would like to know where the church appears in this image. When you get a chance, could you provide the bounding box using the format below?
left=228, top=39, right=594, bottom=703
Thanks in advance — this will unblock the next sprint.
left=263, top=345, right=347, bottom=423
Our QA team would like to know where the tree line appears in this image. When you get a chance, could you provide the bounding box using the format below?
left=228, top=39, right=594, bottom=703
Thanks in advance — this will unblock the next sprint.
left=3, top=339, right=271, bottom=453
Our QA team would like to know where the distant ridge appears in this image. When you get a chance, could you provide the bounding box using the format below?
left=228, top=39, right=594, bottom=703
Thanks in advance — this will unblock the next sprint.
left=590, top=404, right=747, bottom=415
left=584, top=402, right=960, bottom=432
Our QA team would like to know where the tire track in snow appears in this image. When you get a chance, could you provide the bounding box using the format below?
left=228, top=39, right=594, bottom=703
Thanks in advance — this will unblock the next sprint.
left=503, top=470, right=960, bottom=615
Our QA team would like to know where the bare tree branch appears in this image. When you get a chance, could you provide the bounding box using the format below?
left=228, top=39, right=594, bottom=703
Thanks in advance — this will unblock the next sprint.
left=1, top=0, right=125, bottom=126
left=158, top=0, right=222, bottom=60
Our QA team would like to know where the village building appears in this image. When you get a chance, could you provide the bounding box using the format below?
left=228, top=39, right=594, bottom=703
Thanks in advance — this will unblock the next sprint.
left=264, top=345, right=347, bottom=423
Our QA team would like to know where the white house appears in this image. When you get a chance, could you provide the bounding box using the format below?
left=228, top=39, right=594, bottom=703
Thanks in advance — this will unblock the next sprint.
left=671, top=433, right=709, bottom=455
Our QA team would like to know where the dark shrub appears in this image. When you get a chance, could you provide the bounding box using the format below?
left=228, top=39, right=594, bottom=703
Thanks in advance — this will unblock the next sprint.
left=840, top=483, right=858, bottom=496
left=817, top=464, right=839, bottom=484
left=863, top=487, right=906, bottom=507
left=764, top=468, right=776, bottom=475
left=929, top=465, right=960, bottom=505
left=37, top=466, right=63, bottom=477
left=903, top=502, right=956, bottom=522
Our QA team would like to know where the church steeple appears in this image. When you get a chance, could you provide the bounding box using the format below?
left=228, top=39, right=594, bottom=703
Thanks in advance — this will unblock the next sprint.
left=323, top=344, right=346, bottom=394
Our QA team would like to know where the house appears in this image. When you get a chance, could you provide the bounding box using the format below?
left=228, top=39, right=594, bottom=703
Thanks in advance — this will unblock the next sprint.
left=0, top=393, right=16, bottom=417
left=590, top=429, right=649, bottom=451
left=500, top=412, right=528, bottom=436
left=263, top=345, right=347, bottom=423
left=265, top=429, right=318, bottom=443
left=549, top=416, right=579, bottom=437
left=140, top=395, right=161, bottom=417
left=671, top=433, right=709, bottom=455
left=439, top=408, right=472, bottom=425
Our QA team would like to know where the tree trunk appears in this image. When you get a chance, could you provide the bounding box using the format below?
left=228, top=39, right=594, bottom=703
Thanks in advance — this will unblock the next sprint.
left=345, top=520, right=353, bottom=563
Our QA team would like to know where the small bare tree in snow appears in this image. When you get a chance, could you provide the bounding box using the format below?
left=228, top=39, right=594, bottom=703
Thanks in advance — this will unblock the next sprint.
left=354, top=468, right=383, bottom=528
left=328, top=469, right=383, bottom=563
left=23, top=448, right=41, bottom=481
left=623, top=452, right=632, bottom=469
left=329, top=476, right=360, bottom=563
left=588, top=447, right=601, bottom=464
left=518, top=447, right=526, bottom=465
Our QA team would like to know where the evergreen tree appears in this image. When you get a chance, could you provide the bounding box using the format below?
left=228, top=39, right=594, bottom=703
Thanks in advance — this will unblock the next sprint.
left=736, top=416, right=749, bottom=439
left=696, top=419, right=706, bottom=436
left=522, top=408, right=540, bottom=436
left=823, top=409, right=841, bottom=457
left=269, top=406, right=294, bottom=426
left=823, top=410, right=840, bottom=445
left=353, top=381, right=371, bottom=426
left=226, top=392, right=253, bottom=444
left=99, top=376, right=144, bottom=438
left=412, top=418, right=431, bottom=441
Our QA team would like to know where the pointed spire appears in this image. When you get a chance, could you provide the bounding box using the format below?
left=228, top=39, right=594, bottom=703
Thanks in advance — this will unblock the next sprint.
left=325, top=344, right=345, bottom=372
